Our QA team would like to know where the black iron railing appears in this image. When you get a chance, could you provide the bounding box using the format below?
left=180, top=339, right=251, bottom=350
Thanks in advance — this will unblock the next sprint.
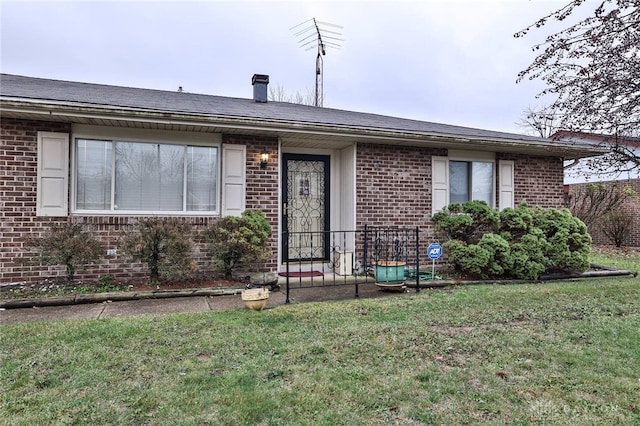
left=281, top=226, right=422, bottom=303
left=282, top=230, right=367, bottom=303
left=363, top=225, right=420, bottom=289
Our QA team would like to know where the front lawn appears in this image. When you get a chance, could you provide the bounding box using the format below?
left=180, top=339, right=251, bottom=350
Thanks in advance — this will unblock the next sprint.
left=1, top=249, right=639, bottom=425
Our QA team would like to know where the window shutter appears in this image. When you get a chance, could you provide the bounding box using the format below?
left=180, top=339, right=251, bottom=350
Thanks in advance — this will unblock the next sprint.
left=221, top=144, right=246, bottom=217
left=432, top=156, right=449, bottom=216
left=37, top=132, right=69, bottom=217
left=498, top=160, right=515, bottom=210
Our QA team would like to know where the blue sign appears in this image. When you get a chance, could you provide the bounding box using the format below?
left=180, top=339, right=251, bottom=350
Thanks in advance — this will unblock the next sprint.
left=427, top=243, right=443, bottom=260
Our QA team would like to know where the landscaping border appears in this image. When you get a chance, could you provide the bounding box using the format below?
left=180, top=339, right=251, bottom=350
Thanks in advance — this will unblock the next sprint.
left=2, top=266, right=635, bottom=310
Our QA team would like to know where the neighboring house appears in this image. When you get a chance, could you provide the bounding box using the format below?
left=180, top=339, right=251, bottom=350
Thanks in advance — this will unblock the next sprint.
left=0, top=73, right=601, bottom=284
left=556, top=131, right=640, bottom=247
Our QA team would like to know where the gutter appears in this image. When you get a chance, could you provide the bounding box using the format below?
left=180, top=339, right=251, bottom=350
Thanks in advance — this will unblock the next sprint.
left=0, top=98, right=604, bottom=157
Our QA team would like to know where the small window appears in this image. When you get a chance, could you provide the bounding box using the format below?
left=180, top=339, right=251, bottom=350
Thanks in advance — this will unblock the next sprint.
left=75, top=139, right=218, bottom=213
left=449, top=160, right=494, bottom=206
left=187, top=146, right=218, bottom=211
left=76, top=139, right=112, bottom=210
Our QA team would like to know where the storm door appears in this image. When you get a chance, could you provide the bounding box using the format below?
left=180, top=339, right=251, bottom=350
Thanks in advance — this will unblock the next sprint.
left=282, top=154, right=330, bottom=262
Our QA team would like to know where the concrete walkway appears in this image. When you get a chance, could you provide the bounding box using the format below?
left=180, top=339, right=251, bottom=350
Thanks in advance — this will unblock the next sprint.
left=1, top=293, right=255, bottom=324
left=0, top=283, right=407, bottom=324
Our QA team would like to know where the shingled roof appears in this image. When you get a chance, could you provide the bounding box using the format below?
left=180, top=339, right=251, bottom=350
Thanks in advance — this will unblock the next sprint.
left=0, top=73, right=602, bottom=158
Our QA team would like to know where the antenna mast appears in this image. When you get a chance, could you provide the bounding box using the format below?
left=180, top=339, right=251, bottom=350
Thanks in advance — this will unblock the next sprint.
left=292, top=18, right=343, bottom=107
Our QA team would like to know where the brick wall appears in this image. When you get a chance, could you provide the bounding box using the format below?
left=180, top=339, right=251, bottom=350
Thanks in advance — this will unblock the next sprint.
left=356, top=147, right=566, bottom=231
left=1, top=117, right=572, bottom=284
left=355, top=146, right=567, bottom=265
left=0, top=118, right=280, bottom=284
left=498, top=153, right=565, bottom=208
left=1, top=119, right=72, bottom=284
left=223, top=134, right=279, bottom=270
left=567, top=179, right=640, bottom=247
left=355, top=143, right=444, bottom=233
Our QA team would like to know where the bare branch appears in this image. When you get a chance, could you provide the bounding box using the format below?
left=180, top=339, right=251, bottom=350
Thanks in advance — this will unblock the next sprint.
left=268, top=84, right=319, bottom=106
left=516, top=105, right=563, bottom=138
left=566, top=181, right=635, bottom=227
left=517, top=0, right=640, bottom=175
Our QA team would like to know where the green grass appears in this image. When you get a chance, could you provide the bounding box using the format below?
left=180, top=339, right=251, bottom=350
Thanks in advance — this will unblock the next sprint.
left=590, top=246, right=640, bottom=272
left=2, top=250, right=639, bottom=425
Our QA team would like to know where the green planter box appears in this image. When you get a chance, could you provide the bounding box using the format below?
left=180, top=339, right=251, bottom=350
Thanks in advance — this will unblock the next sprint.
left=375, top=261, right=406, bottom=283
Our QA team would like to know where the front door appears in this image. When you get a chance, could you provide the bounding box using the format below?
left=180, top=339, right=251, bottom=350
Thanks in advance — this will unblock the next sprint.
left=282, top=154, right=330, bottom=262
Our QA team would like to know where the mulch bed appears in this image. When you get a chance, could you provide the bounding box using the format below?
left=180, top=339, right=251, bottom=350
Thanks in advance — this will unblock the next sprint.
left=0, top=273, right=246, bottom=301
left=2, top=245, right=637, bottom=301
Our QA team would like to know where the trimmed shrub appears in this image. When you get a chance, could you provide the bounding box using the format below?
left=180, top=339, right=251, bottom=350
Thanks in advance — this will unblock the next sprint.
left=445, top=233, right=513, bottom=279
left=24, top=222, right=104, bottom=281
left=445, top=240, right=492, bottom=278
left=478, top=233, right=513, bottom=278
left=119, top=218, right=195, bottom=281
left=204, top=209, right=272, bottom=279
left=535, top=207, right=591, bottom=273
left=433, top=201, right=591, bottom=280
left=432, top=208, right=474, bottom=242
left=499, top=203, right=534, bottom=240
left=433, top=200, right=499, bottom=244
left=510, top=229, right=548, bottom=280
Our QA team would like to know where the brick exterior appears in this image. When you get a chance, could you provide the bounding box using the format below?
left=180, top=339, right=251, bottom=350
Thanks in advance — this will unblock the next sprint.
left=497, top=153, right=566, bottom=208
left=1, top=118, right=569, bottom=284
left=0, top=118, right=279, bottom=284
left=223, top=134, right=279, bottom=269
left=567, top=179, right=640, bottom=247
left=355, top=146, right=566, bottom=233
left=1, top=119, right=72, bottom=284
left=355, top=143, right=445, bottom=233
left=354, top=146, right=566, bottom=267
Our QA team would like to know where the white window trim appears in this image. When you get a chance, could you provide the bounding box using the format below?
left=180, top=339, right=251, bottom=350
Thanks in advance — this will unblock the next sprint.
left=71, top=125, right=224, bottom=216
left=448, top=149, right=495, bottom=162
left=449, top=152, right=496, bottom=209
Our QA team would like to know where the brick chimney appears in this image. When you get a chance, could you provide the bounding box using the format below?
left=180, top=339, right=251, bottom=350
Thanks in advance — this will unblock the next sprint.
left=252, top=74, right=269, bottom=103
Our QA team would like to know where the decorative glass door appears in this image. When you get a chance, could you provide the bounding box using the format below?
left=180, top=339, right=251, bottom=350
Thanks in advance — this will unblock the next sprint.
left=282, top=154, right=330, bottom=262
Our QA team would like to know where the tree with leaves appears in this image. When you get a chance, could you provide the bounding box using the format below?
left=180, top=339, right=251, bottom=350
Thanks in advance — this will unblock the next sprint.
left=516, top=0, right=640, bottom=176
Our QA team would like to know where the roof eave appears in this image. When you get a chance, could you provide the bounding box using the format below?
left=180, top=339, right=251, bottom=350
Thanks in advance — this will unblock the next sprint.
left=0, top=98, right=604, bottom=158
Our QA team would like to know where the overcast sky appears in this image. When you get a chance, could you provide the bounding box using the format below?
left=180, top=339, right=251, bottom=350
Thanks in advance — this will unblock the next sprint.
left=1, top=0, right=588, bottom=134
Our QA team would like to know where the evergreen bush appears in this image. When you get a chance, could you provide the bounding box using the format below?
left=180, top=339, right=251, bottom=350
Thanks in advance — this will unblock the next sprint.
left=432, top=201, right=591, bottom=280
left=510, top=229, right=548, bottom=280
left=433, top=200, right=499, bottom=244
left=445, top=240, right=491, bottom=278
left=535, top=207, right=591, bottom=273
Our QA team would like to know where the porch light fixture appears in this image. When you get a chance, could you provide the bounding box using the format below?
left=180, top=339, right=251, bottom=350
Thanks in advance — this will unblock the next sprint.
left=260, top=147, right=269, bottom=169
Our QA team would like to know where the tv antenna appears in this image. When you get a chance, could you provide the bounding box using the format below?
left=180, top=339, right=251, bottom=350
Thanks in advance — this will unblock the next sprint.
left=291, top=18, right=343, bottom=107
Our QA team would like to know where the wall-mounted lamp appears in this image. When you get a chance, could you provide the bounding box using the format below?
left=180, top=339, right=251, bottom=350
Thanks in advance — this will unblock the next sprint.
left=260, top=147, right=269, bottom=169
